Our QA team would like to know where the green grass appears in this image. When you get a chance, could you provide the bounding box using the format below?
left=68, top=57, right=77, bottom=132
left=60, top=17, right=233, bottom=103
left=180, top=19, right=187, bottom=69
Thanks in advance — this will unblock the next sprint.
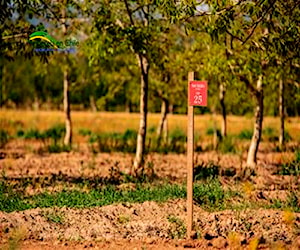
left=0, top=180, right=234, bottom=212
left=1, top=178, right=298, bottom=213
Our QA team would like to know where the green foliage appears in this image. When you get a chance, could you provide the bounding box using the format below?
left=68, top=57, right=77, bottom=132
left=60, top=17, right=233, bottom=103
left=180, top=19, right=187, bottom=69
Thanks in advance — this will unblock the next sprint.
left=0, top=129, right=10, bottom=148
left=237, top=129, right=253, bottom=140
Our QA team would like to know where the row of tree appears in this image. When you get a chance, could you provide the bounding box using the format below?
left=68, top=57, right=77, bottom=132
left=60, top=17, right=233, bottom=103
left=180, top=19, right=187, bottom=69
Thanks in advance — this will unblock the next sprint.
left=0, top=0, right=299, bottom=171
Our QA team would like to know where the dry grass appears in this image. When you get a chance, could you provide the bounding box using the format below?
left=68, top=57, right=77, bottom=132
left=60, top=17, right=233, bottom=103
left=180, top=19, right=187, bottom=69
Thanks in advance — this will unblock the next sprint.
left=0, top=109, right=299, bottom=142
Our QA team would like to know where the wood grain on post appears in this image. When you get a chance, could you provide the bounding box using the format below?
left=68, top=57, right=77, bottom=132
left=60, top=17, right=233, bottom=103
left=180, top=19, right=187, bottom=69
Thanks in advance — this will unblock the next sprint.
left=187, top=71, right=194, bottom=239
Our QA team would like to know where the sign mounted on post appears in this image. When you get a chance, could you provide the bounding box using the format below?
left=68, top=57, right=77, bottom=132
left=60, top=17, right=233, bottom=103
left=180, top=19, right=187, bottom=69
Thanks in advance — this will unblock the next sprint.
left=189, top=81, right=208, bottom=107
left=187, top=74, right=208, bottom=239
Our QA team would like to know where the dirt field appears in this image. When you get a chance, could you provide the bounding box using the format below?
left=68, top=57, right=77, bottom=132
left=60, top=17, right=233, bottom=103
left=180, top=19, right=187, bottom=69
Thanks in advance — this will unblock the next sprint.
left=0, top=111, right=299, bottom=249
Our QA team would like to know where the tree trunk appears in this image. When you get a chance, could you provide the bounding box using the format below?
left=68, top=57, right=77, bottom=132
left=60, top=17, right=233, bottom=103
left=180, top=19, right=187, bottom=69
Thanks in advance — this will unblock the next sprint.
left=62, top=7, right=72, bottom=146
left=156, top=98, right=169, bottom=147
left=89, top=95, right=97, bottom=112
left=212, top=107, right=218, bottom=150
left=63, top=69, right=72, bottom=146
left=279, top=78, right=285, bottom=148
left=133, top=55, right=149, bottom=171
left=219, top=82, right=227, bottom=138
left=246, top=75, right=263, bottom=167
left=0, top=59, right=3, bottom=108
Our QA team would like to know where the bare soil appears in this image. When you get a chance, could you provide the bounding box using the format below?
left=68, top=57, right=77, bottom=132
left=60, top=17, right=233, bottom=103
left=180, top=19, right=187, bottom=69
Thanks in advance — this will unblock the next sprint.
left=0, top=140, right=300, bottom=249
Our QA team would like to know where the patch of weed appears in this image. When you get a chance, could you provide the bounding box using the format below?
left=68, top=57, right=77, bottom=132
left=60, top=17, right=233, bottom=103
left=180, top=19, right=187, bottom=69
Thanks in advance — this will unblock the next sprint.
left=117, top=214, right=130, bottom=224
left=0, top=181, right=30, bottom=212
left=167, top=215, right=186, bottom=239
left=193, top=179, right=227, bottom=210
left=41, top=210, right=65, bottom=224
left=237, top=129, right=252, bottom=140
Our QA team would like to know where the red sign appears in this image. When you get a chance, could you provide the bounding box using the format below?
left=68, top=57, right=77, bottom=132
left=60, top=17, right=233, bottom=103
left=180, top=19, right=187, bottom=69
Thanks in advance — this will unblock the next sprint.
left=189, top=81, right=208, bottom=106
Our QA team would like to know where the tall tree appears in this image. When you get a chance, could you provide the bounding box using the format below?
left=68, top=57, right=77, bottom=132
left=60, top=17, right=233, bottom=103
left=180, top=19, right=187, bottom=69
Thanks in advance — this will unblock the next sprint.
left=61, top=4, right=72, bottom=146
left=90, top=0, right=174, bottom=171
left=178, top=0, right=300, bottom=167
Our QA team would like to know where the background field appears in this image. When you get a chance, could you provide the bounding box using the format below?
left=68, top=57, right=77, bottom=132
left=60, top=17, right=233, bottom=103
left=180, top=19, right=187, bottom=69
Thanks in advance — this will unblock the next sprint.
left=1, top=110, right=299, bottom=141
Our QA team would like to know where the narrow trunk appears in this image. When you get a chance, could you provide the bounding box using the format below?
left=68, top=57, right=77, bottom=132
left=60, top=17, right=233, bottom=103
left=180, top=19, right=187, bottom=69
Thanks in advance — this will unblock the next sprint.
left=133, top=55, right=149, bottom=171
left=279, top=78, right=285, bottom=148
left=156, top=98, right=169, bottom=147
left=125, top=100, right=132, bottom=113
left=219, top=82, right=227, bottom=138
left=63, top=69, right=72, bottom=146
left=246, top=76, right=263, bottom=167
left=89, top=95, right=97, bottom=112
left=212, top=107, right=218, bottom=150
left=62, top=7, right=72, bottom=146
left=33, top=95, right=40, bottom=111
left=0, top=59, right=3, bottom=108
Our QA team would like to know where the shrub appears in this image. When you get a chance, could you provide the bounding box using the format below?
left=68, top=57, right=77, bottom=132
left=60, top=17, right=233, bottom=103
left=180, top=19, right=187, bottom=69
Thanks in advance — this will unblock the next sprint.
left=78, top=128, right=92, bottom=136
left=44, top=124, right=65, bottom=145
left=237, top=129, right=252, bottom=140
left=22, top=128, right=43, bottom=139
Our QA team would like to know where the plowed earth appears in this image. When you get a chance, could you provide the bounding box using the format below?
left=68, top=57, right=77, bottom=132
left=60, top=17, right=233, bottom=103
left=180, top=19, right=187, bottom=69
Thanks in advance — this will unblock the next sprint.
left=0, top=140, right=299, bottom=249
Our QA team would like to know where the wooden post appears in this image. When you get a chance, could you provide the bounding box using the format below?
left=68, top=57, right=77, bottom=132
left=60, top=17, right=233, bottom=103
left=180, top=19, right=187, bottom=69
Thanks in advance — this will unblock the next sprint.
left=187, top=71, right=194, bottom=239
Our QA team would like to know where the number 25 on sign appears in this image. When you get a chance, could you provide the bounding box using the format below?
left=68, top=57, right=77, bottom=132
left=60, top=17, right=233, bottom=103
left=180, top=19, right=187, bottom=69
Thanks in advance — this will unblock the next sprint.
left=189, top=81, right=208, bottom=106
